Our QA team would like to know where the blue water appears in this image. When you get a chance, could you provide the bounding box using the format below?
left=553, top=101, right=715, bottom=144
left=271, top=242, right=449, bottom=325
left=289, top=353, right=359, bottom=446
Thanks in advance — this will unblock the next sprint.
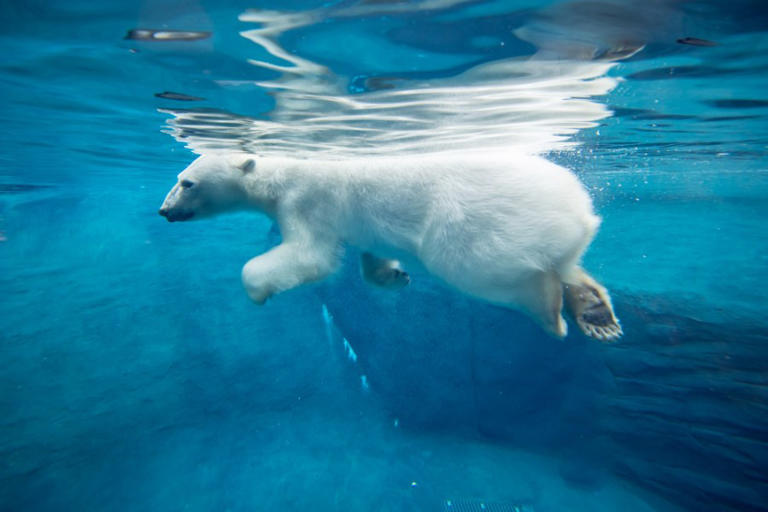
left=2, top=1, right=768, bottom=511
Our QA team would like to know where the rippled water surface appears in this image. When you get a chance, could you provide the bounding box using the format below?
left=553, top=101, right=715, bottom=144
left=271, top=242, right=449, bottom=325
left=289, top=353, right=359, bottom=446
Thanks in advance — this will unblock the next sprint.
left=1, top=1, right=767, bottom=511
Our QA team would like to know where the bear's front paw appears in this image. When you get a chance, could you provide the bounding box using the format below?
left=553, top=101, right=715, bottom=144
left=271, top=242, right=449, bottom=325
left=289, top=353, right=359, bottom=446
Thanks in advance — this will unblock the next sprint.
left=389, top=268, right=411, bottom=289
left=244, top=284, right=273, bottom=305
left=371, top=267, right=410, bottom=290
left=360, top=253, right=411, bottom=291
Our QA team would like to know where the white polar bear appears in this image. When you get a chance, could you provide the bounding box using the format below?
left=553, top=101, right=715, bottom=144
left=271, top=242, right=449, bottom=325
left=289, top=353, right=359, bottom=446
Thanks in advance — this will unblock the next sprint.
left=159, top=152, right=621, bottom=341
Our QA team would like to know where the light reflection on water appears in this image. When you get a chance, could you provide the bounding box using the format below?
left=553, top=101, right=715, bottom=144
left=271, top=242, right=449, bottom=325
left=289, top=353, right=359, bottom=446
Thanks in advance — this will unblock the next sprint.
left=161, top=1, right=639, bottom=158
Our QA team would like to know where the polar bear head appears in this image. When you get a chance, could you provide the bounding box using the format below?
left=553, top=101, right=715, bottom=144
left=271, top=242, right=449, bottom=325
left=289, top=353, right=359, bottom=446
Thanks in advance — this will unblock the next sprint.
left=159, top=154, right=256, bottom=222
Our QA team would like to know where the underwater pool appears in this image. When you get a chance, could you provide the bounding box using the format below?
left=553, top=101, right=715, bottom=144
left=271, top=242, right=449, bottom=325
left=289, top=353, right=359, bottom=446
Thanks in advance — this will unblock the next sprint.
left=1, top=0, right=767, bottom=511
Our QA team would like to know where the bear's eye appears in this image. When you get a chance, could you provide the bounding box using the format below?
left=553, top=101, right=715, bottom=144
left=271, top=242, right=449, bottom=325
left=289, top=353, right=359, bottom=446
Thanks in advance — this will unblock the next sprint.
left=180, top=179, right=195, bottom=189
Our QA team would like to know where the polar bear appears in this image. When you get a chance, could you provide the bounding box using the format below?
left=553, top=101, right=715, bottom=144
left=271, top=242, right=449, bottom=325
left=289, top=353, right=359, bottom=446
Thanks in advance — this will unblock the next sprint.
left=159, top=152, right=621, bottom=341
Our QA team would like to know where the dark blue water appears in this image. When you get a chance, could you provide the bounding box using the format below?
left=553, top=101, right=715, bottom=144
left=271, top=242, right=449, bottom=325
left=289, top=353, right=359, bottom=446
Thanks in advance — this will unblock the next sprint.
left=1, top=1, right=767, bottom=511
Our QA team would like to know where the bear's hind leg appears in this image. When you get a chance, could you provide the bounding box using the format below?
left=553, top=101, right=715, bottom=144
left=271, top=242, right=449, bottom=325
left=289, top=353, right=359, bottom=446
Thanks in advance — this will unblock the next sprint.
left=513, top=271, right=568, bottom=339
left=360, top=252, right=410, bottom=290
left=563, top=267, right=622, bottom=341
left=241, top=242, right=339, bottom=304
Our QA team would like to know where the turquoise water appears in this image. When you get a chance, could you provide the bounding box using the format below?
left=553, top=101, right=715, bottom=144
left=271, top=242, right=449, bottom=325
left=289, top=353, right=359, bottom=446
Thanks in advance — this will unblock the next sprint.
left=1, top=1, right=767, bottom=511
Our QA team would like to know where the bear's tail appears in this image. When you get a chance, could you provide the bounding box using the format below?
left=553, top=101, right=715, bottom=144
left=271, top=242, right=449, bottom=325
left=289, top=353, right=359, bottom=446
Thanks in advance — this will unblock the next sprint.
left=585, top=212, right=601, bottom=241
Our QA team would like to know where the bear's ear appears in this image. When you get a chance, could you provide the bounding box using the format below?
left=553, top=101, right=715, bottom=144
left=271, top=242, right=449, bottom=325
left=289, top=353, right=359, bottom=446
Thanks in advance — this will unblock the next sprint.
left=239, top=158, right=255, bottom=174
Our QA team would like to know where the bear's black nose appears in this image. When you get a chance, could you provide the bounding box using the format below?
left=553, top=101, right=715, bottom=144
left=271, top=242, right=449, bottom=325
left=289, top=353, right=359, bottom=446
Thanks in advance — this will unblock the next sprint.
left=158, top=208, right=168, bottom=217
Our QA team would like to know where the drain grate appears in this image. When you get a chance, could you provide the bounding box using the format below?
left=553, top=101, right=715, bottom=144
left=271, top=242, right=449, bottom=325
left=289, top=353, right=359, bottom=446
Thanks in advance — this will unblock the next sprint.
left=443, top=499, right=534, bottom=512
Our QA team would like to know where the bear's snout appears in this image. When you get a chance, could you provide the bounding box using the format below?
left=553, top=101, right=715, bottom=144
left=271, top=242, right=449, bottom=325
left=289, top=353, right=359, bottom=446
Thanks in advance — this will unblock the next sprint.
left=158, top=207, right=194, bottom=222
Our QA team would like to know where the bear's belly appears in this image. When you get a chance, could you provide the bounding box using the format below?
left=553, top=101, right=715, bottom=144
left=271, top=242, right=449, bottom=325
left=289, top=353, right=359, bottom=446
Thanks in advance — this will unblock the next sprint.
left=417, top=196, right=594, bottom=286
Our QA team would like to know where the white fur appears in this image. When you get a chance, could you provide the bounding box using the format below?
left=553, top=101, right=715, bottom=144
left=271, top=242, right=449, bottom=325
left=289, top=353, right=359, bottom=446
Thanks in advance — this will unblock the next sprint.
left=160, top=151, right=601, bottom=336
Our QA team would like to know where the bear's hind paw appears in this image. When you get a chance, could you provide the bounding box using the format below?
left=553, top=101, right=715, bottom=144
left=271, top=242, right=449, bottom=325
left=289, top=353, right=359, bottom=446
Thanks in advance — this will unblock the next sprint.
left=564, top=270, right=622, bottom=342
left=577, top=316, right=623, bottom=342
